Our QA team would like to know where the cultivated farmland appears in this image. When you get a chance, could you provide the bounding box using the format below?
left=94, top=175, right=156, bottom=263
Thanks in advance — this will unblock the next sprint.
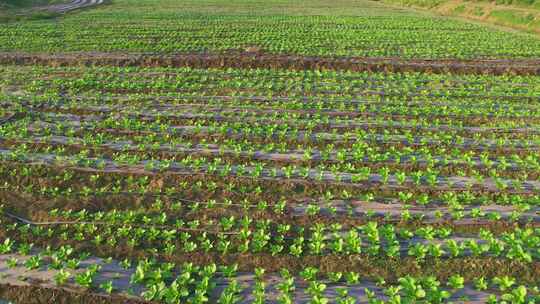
left=0, top=0, right=539, bottom=303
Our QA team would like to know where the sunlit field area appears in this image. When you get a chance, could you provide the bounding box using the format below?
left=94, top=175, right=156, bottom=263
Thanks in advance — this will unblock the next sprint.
left=0, top=0, right=539, bottom=303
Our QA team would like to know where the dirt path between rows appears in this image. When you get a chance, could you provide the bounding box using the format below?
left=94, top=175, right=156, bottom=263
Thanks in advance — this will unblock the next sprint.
left=0, top=52, right=539, bottom=75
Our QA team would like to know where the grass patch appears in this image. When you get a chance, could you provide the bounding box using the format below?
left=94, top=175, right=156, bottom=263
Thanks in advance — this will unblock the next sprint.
left=0, top=11, right=59, bottom=23
left=468, top=0, right=540, bottom=7
left=0, top=0, right=63, bottom=23
left=453, top=4, right=466, bottom=14
left=404, top=0, right=447, bottom=8
left=382, top=0, right=446, bottom=8
left=0, top=0, right=65, bottom=8
left=490, top=9, right=536, bottom=24
left=472, top=6, right=485, bottom=16
left=382, top=0, right=540, bottom=34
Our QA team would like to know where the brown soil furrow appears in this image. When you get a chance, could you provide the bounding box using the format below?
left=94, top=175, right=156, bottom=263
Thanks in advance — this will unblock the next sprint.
left=0, top=215, right=530, bottom=260
left=1, top=52, right=539, bottom=75
left=1, top=149, right=539, bottom=194
left=0, top=252, right=502, bottom=304
left=2, top=135, right=537, bottom=179
left=4, top=188, right=539, bottom=230
left=0, top=284, right=147, bottom=304
left=2, top=227, right=540, bottom=283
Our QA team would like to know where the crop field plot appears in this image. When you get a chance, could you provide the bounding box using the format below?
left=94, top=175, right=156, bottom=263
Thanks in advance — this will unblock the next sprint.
left=0, top=0, right=540, bottom=303
left=2, top=0, right=540, bottom=59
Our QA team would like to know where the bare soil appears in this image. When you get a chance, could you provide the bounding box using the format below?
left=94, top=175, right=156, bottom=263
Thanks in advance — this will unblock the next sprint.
left=0, top=52, right=538, bottom=75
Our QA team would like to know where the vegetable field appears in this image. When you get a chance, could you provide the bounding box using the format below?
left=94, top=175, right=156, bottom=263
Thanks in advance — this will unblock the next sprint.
left=0, top=0, right=539, bottom=303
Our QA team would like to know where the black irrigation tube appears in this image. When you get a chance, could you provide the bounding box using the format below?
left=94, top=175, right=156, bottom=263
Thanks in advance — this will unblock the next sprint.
left=6, top=211, right=540, bottom=255
left=3, top=212, right=239, bottom=235
left=0, top=185, right=275, bottom=209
